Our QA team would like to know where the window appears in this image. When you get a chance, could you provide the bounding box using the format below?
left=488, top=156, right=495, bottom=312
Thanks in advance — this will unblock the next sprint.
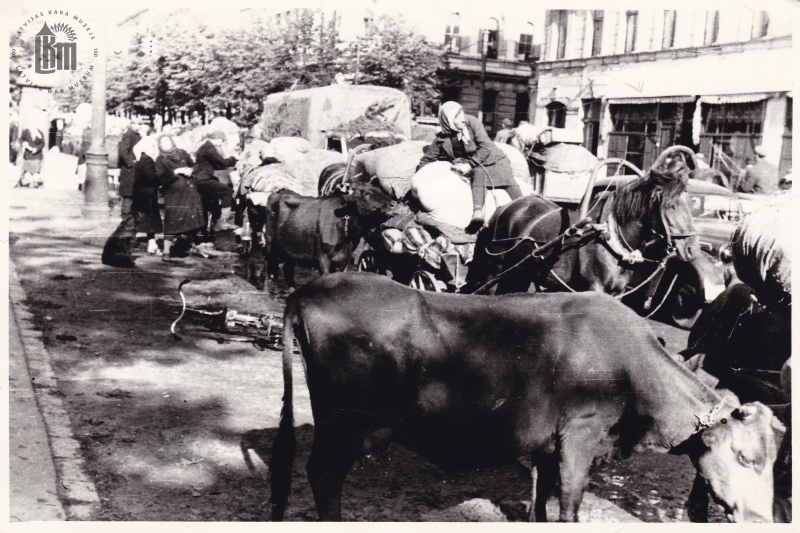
left=515, top=92, right=530, bottom=125
left=444, top=13, right=461, bottom=53
left=486, top=30, right=499, bottom=59
left=753, top=11, right=769, bottom=39
left=662, top=11, right=676, bottom=49
left=555, top=11, right=568, bottom=59
left=625, top=11, right=638, bottom=53
left=546, top=101, right=567, bottom=128
left=482, top=89, right=499, bottom=134
left=519, top=33, right=534, bottom=58
left=591, top=11, right=603, bottom=56
left=704, top=11, right=720, bottom=45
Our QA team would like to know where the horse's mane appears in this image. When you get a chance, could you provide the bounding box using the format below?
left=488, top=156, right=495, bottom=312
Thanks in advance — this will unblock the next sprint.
left=612, top=159, right=689, bottom=225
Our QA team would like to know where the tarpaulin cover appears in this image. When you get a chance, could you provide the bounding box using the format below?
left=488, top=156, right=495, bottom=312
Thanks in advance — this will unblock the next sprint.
left=260, top=85, right=412, bottom=149
left=529, top=143, right=598, bottom=173
left=356, top=141, right=427, bottom=200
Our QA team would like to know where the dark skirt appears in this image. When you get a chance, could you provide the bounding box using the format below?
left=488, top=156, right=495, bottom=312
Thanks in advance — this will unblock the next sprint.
left=22, top=158, right=42, bottom=174
left=118, top=167, right=135, bottom=197
left=132, top=196, right=163, bottom=235
left=472, top=155, right=516, bottom=189
left=163, top=176, right=205, bottom=235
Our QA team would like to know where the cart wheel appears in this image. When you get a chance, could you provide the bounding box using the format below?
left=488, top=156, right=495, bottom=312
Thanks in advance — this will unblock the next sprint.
left=357, top=250, right=383, bottom=274
left=409, top=271, right=443, bottom=292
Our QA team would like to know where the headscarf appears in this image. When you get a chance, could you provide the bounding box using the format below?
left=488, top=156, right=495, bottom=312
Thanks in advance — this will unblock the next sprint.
left=438, top=101, right=471, bottom=145
left=133, top=136, right=159, bottom=161
left=158, top=134, right=178, bottom=156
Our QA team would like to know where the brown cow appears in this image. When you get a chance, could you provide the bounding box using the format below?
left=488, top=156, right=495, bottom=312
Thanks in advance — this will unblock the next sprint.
left=265, top=183, right=394, bottom=287
left=270, top=272, right=785, bottom=522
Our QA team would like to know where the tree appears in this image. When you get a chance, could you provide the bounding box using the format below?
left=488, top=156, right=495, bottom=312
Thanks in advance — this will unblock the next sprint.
left=344, top=14, right=447, bottom=116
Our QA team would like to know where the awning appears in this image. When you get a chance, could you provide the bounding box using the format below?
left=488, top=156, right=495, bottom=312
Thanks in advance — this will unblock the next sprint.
left=607, top=96, right=695, bottom=105
left=699, top=93, right=780, bottom=105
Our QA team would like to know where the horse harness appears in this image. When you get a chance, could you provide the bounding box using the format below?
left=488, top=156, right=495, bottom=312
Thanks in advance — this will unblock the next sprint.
left=474, top=190, right=688, bottom=304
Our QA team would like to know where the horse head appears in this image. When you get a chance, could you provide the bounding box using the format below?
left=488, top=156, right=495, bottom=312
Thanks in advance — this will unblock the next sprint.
left=612, top=150, right=699, bottom=263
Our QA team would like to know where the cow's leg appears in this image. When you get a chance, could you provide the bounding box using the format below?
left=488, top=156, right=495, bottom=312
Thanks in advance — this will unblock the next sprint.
left=686, top=473, right=709, bottom=522
left=317, top=253, right=332, bottom=277
left=557, top=420, right=606, bottom=522
left=283, top=261, right=296, bottom=289
left=306, top=423, right=365, bottom=521
left=530, top=452, right=558, bottom=522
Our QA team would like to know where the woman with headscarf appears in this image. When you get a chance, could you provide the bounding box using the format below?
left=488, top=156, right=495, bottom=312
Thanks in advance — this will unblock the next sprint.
left=131, top=136, right=163, bottom=254
left=155, top=135, right=205, bottom=260
left=18, top=127, right=45, bottom=187
left=417, top=102, right=520, bottom=232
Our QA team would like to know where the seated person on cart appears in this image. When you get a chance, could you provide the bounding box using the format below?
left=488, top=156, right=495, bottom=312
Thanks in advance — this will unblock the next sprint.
left=417, top=102, right=520, bottom=232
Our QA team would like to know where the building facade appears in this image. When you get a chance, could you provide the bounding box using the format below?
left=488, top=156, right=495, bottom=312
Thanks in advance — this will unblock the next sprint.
left=332, top=1, right=547, bottom=136
left=536, top=8, right=793, bottom=178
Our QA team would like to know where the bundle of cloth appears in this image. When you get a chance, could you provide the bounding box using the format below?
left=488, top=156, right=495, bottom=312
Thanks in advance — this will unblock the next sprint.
left=235, top=137, right=346, bottom=205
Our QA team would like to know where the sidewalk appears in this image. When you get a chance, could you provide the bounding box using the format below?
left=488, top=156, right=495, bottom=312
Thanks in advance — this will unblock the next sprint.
left=9, top=299, right=66, bottom=521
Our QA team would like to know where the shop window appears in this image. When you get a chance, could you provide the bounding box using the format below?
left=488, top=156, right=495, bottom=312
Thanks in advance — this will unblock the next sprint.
left=780, top=97, right=792, bottom=178
left=700, top=101, right=765, bottom=175
left=662, top=11, right=676, bottom=49
left=444, top=13, right=462, bottom=53
left=546, top=101, right=567, bottom=129
left=625, top=11, right=638, bottom=53
left=704, top=11, right=720, bottom=45
left=591, top=11, right=603, bottom=56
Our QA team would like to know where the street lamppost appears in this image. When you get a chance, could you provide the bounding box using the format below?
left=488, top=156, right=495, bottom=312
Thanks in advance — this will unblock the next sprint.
left=82, top=12, right=108, bottom=219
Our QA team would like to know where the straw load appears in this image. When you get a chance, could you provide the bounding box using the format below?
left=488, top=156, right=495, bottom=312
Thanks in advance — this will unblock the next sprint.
left=731, top=193, right=791, bottom=307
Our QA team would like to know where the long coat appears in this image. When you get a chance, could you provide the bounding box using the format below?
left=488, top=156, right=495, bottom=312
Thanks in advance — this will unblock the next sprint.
left=132, top=154, right=163, bottom=234
left=117, top=127, right=141, bottom=197
left=156, top=149, right=205, bottom=235
left=417, top=114, right=515, bottom=188
left=192, top=141, right=237, bottom=182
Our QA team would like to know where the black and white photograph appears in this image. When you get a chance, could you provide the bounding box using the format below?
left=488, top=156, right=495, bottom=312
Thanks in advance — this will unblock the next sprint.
left=5, top=0, right=796, bottom=526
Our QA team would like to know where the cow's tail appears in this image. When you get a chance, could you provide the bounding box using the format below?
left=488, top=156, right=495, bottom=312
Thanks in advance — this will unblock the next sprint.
left=269, top=301, right=298, bottom=521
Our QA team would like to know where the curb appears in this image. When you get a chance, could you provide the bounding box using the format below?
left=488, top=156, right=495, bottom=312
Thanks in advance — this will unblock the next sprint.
left=9, top=261, right=101, bottom=520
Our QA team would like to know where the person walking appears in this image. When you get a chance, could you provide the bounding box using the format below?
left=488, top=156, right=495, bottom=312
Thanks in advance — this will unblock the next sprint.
left=18, top=127, right=45, bottom=187
left=117, top=124, right=141, bottom=216
left=155, top=135, right=205, bottom=260
left=131, top=137, right=163, bottom=255
left=192, top=131, right=238, bottom=233
left=737, top=145, right=779, bottom=194
left=417, top=102, right=520, bottom=232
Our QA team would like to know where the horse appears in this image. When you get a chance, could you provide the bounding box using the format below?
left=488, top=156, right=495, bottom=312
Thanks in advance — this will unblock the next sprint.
left=465, top=146, right=700, bottom=299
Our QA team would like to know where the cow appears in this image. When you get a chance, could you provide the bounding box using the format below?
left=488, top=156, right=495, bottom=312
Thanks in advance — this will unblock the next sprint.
left=265, top=183, right=394, bottom=288
left=269, top=272, right=786, bottom=522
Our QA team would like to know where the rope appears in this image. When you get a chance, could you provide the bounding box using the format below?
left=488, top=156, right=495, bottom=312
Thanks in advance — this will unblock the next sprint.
left=644, top=273, right=678, bottom=318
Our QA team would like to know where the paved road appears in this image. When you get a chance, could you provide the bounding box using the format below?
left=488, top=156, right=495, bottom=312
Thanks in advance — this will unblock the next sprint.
left=9, top=187, right=703, bottom=522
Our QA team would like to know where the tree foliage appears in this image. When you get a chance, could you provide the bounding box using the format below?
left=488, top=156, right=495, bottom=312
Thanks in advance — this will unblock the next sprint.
left=105, top=9, right=445, bottom=127
left=344, top=14, right=446, bottom=117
